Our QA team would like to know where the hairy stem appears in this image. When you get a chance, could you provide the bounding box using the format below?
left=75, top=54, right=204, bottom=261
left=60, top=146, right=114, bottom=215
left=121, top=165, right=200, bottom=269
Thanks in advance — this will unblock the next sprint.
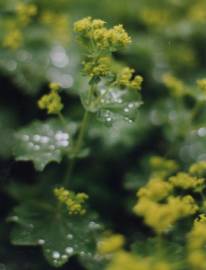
left=63, top=109, right=90, bottom=187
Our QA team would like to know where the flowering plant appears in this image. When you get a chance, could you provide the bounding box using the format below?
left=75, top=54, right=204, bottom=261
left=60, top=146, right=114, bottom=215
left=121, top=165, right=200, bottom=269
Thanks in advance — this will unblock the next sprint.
left=1, top=1, right=206, bottom=270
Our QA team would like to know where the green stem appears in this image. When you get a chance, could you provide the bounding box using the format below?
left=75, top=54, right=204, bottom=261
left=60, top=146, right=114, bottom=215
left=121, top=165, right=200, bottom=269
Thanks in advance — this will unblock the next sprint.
left=191, top=101, right=202, bottom=121
left=63, top=110, right=90, bottom=187
left=58, top=112, right=67, bottom=128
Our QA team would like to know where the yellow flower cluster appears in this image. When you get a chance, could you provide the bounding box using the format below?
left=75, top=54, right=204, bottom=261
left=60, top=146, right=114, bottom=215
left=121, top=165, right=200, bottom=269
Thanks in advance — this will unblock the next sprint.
left=107, top=251, right=171, bottom=270
left=189, top=160, right=206, bottom=176
left=3, top=29, right=23, bottom=50
left=134, top=178, right=198, bottom=233
left=188, top=2, right=206, bottom=23
left=140, top=9, right=170, bottom=28
left=162, top=73, right=185, bottom=97
left=137, top=178, right=172, bottom=201
left=54, top=187, right=88, bottom=215
left=38, top=82, right=63, bottom=114
left=97, top=234, right=125, bottom=255
left=134, top=195, right=198, bottom=234
left=74, top=17, right=131, bottom=52
left=169, top=172, right=204, bottom=192
left=41, top=11, right=70, bottom=43
left=3, top=2, right=37, bottom=50
left=149, top=156, right=178, bottom=178
left=16, top=3, right=37, bottom=25
left=74, top=17, right=143, bottom=90
left=117, top=67, right=143, bottom=91
left=197, top=78, right=206, bottom=93
left=187, top=215, right=206, bottom=270
left=83, top=56, right=111, bottom=78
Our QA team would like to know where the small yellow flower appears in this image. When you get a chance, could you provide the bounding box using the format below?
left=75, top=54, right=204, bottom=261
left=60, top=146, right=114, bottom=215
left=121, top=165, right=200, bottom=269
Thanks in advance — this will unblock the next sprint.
left=149, top=156, right=178, bottom=178
left=73, top=16, right=93, bottom=33
left=97, top=234, right=125, bottom=255
left=162, top=73, right=185, bottom=97
left=38, top=82, right=63, bottom=114
left=16, top=3, right=37, bottom=25
left=197, top=79, right=206, bottom=93
left=137, top=177, right=173, bottom=201
left=3, top=29, right=22, bottom=50
left=41, top=11, right=69, bottom=43
left=134, top=195, right=198, bottom=234
left=83, top=56, right=111, bottom=77
left=169, top=172, right=204, bottom=191
left=194, top=214, right=206, bottom=225
left=54, top=187, right=88, bottom=215
left=74, top=17, right=131, bottom=52
left=49, top=82, right=61, bottom=91
left=117, top=67, right=143, bottom=90
left=189, top=160, right=206, bottom=176
left=187, top=218, right=206, bottom=270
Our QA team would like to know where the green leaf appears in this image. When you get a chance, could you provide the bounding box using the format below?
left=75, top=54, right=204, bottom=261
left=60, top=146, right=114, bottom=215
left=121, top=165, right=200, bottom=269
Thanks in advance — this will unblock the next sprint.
left=14, top=120, right=72, bottom=171
left=82, top=84, right=143, bottom=126
left=8, top=200, right=102, bottom=268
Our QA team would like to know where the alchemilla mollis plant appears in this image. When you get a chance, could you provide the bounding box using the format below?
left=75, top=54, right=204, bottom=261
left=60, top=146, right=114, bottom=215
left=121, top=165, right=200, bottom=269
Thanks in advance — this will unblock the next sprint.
left=10, top=17, right=143, bottom=268
left=1, top=1, right=206, bottom=269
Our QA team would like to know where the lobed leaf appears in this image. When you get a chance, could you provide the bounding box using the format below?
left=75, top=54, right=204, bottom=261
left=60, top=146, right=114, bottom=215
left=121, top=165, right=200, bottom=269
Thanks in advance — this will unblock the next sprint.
left=14, top=120, right=72, bottom=171
left=82, top=83, right=143, bottom=126
left=8, top=200, right=102, bottom=268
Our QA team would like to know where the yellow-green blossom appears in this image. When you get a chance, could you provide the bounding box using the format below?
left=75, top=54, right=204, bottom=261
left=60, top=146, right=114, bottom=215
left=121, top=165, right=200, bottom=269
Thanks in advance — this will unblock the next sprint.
left=162, top=73, right=185, bottom=97
left=134, top=195, right=198, bottom=234
left=169, top=172, right=204, bottom=191
left=188, top=3, right=206, bottom=23
left=38, top=82, right=63, bottom=114
left=194, top=214, right=206, bottom=226
left=3, top=29, right=23, bottom=50
left=189, top=160, right=206, bottom=176
left=74, top=17, right=131, bottom=52
left=41, top=11, right=69, bottom=43
left=117, top=67, right=143, bottom=90
left=187, top=217, right=206, bottom=270
left=16, top=3, right=37, bottom=25
left=149, top=156, right=178, bottom=178
left=54, top=187, right=88, bottom=215
left=83, top=56, right=111, bottom=77
left=137, top=178, right=173, bottom=201
left=140, top=8, right=170, bottom=28
left=197, top=79, right=206, bottom=93
left=97, top=234, right=125, bottom=255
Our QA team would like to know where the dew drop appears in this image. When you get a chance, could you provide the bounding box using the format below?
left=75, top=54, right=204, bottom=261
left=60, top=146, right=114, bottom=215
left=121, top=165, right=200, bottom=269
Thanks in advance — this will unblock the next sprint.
left=65, top=247, right=74, bottom=255
left=40, top=136, right=49, bottom=144
left=128, top=103, right=134, bottom=108
left=80, top=251, right=85, bottom=256
left=198, top=127, right=206, bottom=137
left=52, top=251, right=60, bottom=259
left=10, top=215, right=19, bottom=221
left=38, top=239, right=45, bottom=245
left=88, top=221, right=101, bottom=230
left=33, top=145, right=40, bottom=151
left=49, top=145, right=55, bottom=150
left=22, top=135, right=29, bottom=141
left=67, top=234, right=73, bottom=240
left=57, top=140, right=69, bottom=147
left=33, top=135, right=40, bottom=142
left=28, top=142, right=34, bottom=148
